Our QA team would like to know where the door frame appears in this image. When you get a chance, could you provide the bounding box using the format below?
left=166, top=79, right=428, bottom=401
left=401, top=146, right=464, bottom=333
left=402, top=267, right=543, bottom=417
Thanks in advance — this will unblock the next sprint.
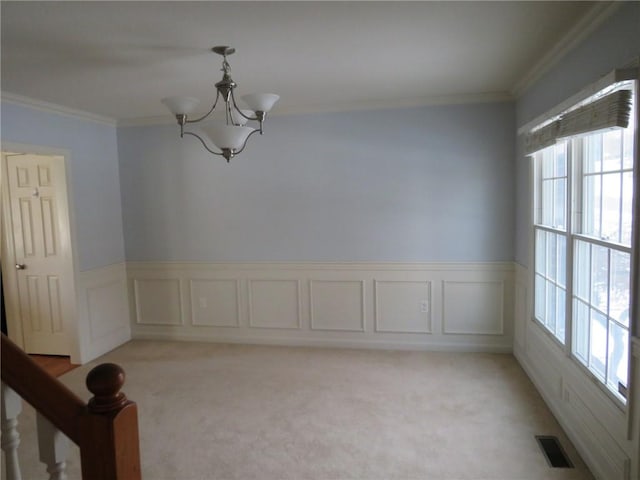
left=1, top=143, right=81, bottom=362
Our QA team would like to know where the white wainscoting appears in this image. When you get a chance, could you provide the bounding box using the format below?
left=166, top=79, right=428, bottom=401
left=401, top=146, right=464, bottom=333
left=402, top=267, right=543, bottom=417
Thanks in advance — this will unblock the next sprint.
left=513, top=263, right=637, bottom=480
left=75, top=262, right=131, bottom=363
left=127, top=262, right=513, bottom=352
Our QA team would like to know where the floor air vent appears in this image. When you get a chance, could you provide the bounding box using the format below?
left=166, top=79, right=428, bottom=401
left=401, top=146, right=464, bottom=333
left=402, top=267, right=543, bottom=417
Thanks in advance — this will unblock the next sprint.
left=536, top=435, right=574, bottom=468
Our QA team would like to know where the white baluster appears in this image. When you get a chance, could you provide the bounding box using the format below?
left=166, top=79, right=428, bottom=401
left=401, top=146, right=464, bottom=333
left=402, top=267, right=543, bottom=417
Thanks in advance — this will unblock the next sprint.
left=1, top=382, right=23, bottom=480
left=36, top=413, right=70, bottom=480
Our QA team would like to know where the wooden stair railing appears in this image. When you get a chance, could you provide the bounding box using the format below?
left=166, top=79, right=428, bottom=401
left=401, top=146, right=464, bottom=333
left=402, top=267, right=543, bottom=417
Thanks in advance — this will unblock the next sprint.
left=1, top=334, right=141, bottom=479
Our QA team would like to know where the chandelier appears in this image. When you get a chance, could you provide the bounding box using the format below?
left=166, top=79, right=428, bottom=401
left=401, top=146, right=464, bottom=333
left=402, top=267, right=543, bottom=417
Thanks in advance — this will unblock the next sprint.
left=161, top=46, right=279, bottom=162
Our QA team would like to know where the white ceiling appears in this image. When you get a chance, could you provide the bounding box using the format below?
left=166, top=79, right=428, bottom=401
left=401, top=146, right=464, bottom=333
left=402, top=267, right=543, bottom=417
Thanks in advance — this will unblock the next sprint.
left=1, top=1, right=603, bottom=122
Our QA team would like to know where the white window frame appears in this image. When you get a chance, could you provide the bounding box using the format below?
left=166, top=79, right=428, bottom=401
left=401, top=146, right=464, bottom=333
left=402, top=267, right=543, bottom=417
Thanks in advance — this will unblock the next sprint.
left=528, top=71, right=638, bottom=407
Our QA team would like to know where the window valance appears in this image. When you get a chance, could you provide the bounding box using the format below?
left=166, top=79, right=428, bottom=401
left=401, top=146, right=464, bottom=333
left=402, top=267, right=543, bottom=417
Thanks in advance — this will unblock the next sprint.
left=524, top=87, right=633, bottom=155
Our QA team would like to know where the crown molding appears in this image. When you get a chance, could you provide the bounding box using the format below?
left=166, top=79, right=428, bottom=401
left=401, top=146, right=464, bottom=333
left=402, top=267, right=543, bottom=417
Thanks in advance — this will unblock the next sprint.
left=1, top=92, right=117, bottom=126
left=117, top=115, right=177, bottom=127
left=1, top=90, right=513, bottom=129
left=117, top=91, right=514, bottom=127
left=511, top=1, right=622, bottom=98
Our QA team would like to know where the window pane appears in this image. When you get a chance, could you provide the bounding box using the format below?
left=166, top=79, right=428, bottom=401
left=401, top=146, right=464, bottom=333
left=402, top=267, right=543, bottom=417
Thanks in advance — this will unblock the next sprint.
left=590, top=309, right=607, bottom=380
left=585, top=134, right=602, bottom=173
left=602, top=129, right=622, bottom=172
left=621, top=171, right=633, bottom=246
left=535, top=230, right=546, bottom=276
left=610, top=250, right=630, bottom=328
left=555, top=146, right=566, bottom=177
left=602, top=172, right=621, bottom=242
left=542, top=179, right=553, bottom=226
left=546, top=280, right=556, bottom=332
left=574, top=240, right=590, bottom=301
left=582, top=174, right=601, bottom=237
left=556, top=287, right=566, bottom=341
left=546, top=233, right=558, bottom=282
left=607, top=322, right=628, bottom=395
left=557, top=235, right=566, bottom=287
left=591, top=245, right=609, bottom=314
left=553, top=179, right=566, bottom=229
left=573, top=299, right=589, bottom=363
left=542, top=148, right=554, bottom=178
left=535, top=274, right=545, bottom=321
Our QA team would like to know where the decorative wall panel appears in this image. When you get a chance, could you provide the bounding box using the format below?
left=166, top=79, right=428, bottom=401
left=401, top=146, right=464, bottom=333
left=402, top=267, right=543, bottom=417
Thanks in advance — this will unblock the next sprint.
left=443, top=280, right=504, bottom=335
left=248, top=279, right=301, bottom=329
left=134, top=278, right=182, bottom=326
left=76, top=263, right=131, bottom=364
left=190, top=279, right=240, bottom=327
left=310, top=280, right=364, bottom=331
left=374, top=280, right=431, bottom=333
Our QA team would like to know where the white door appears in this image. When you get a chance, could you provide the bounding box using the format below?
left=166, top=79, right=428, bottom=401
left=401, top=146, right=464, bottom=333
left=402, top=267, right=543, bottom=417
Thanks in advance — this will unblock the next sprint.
left=4, top=153, right=74, bottom=355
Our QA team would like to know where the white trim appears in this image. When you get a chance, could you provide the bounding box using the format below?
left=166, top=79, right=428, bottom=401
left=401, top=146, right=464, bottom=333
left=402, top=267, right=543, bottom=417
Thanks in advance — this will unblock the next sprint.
left=131, top=330, right=513, bottom=354
left=124, top=260, right=515, bottom=272
left=1, top=92, right=117, bottom=126
left=511, top=2, right=623, bottom=98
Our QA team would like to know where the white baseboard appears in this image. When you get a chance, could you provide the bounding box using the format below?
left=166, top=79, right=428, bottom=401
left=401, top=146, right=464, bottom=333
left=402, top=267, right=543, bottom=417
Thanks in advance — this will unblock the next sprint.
left=127, top=261, right=514, bottom=353
left=131, top=330, right=514, bottom=353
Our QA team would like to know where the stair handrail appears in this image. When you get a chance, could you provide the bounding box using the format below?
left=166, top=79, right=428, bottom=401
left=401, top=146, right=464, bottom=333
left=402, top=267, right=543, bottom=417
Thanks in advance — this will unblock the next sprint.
left=1, top=334, right=142, bottom=479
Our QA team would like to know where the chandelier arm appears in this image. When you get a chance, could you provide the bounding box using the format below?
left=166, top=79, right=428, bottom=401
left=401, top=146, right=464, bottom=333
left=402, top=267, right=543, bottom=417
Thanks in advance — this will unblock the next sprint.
left=230, top=90, right=259, bottom=122
left=182, top=131, right=224, bottom=156
left=233, top=128, right=262, bottom=155
left=186, top=91, right=221, bottom=124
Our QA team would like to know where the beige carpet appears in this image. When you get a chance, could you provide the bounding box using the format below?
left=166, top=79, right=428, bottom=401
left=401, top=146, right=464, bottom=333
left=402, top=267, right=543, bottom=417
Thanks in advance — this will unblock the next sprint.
left=7, top=341, right=592, bottom=480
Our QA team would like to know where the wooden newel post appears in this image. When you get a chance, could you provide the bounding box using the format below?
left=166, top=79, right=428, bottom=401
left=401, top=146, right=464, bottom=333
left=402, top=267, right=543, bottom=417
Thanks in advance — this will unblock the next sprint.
left=80, top=363, right=141, bottom=480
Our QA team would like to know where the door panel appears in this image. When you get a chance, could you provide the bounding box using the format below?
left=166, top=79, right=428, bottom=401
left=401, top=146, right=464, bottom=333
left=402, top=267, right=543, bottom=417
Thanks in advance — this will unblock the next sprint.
left=7, top=154, right=72, bottom=355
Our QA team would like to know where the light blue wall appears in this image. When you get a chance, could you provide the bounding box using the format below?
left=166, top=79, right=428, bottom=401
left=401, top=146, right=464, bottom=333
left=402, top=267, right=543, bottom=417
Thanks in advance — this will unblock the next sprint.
left=118, top=102, right=515, bottom=262
left=0, top=101, right=126, bottom=271
left=515, top=1, right=640, bottom=267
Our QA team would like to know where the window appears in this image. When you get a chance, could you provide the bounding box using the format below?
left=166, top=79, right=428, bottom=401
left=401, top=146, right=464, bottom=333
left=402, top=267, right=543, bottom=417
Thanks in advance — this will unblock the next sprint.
left=531, top=79, right=636, bottom=404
